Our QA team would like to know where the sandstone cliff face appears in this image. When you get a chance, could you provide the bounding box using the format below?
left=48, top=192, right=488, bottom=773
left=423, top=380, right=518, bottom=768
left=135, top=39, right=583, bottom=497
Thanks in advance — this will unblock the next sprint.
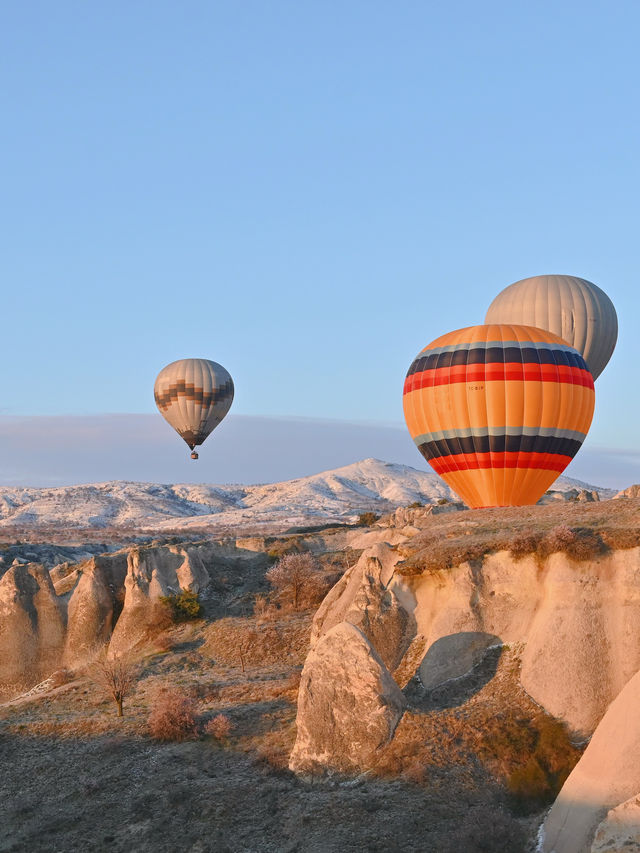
left=406, top=548, right=640, bottom=735
left=290, top=543, right=640, bottom=772
left=0, top=562, right=65, bottom=694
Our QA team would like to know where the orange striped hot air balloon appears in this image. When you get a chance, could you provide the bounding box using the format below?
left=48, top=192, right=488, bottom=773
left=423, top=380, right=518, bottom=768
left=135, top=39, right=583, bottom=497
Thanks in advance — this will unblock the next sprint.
left=402, top=325, right=595, bottom=508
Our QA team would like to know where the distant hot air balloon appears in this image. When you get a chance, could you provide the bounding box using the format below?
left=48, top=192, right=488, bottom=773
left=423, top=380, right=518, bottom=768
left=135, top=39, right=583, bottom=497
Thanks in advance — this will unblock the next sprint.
left=403, top=325, right=595, bottom=508
left=154, top=358, right=234, bottom=459
left=485, top=274, right=617, bottom=380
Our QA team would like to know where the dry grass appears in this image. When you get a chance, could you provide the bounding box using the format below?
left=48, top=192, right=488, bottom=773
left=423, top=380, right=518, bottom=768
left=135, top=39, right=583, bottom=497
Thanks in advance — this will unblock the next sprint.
left=373, top=647, right=581, bottom=817
left=202, top=615, right=311, bottom=669
left=49, top=668, right=74, bottom=688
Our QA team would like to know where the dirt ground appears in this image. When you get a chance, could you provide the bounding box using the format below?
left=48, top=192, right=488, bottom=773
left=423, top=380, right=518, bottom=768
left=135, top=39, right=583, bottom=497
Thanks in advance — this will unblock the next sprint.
left=0, top=733, right=530, bottom=853
left=0, top=614, right=548, bottom=853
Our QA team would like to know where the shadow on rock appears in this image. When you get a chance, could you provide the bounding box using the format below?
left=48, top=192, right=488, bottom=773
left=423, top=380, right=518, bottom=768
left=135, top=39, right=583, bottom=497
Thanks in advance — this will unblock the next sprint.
left=405, top=631, right=503, bottom=711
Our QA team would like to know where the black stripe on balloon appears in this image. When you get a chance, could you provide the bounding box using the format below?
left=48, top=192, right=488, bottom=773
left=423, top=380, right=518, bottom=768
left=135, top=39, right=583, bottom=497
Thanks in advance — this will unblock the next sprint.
left=406, top=347, right=587, bottom=378
left=154, top=380, right=234, bottom=410
left=417, top=434, right=584, bottom=460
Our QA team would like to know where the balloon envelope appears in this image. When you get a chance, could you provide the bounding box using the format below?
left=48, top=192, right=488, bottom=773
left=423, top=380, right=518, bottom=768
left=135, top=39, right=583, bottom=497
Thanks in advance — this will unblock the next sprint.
left=403, top=324, right=595, bottom=508
left=485, top=274, right=617, bottom=380
left=154, top=358, right=234, bottom=451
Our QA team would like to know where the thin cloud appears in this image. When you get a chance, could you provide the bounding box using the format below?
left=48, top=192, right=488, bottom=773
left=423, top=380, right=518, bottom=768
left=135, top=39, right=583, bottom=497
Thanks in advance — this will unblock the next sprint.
left=0, top=414, right=633, bottom=490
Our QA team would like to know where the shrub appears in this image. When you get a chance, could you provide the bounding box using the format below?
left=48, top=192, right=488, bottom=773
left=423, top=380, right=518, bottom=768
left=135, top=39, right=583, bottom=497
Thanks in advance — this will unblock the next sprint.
left=541, top=525, right=605, bottom=561
left=148, top=686, right=198, bottom=741
left=493, top=714, right=581, bottom=814
left=159, top=588, right=203, bottom=622
left=509, top=531, right=542, bottom=560
left=357, top=512, right=380, bottom=527
left=407, top=501, right=423, bottom=509
left=266, top=539, right=304, bottom=561
left=535, top=715, right=580, bottom=785
left=205, top=714, right=232, bottom=741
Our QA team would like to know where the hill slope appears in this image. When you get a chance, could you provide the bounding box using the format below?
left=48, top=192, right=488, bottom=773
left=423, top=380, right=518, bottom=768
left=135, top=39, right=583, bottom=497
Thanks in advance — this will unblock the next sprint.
left=0, top=458, right=612, bottom=532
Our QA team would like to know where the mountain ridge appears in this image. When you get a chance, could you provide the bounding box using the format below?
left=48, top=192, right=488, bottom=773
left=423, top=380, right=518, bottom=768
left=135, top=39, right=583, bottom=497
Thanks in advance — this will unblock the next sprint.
left=0, top=458, right=615, bottom=533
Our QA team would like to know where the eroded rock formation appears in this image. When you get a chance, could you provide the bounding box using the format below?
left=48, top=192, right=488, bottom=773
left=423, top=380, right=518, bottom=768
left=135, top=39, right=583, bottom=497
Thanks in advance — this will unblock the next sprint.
left=0, top=543, right=224, bottom=697
left=109, top=545, right=209, bottom=657
left=290, top=542, right=640, bottom=774
left=64, top=554, right=128, bottom=666
left=591, top=795, right=640, bottom=853
left=0, top=562, right=65, bottom=694
left=289, top=621, right=406, bottom=774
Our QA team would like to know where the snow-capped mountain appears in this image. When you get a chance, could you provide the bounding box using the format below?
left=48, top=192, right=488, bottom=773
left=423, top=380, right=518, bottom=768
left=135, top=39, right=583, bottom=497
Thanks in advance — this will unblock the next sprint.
left=0, top=459, right=613, bottom=533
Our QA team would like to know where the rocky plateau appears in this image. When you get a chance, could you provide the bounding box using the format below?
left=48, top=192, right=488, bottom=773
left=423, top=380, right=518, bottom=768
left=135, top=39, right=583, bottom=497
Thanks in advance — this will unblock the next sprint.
left=1, top=465, right=639, bottom=852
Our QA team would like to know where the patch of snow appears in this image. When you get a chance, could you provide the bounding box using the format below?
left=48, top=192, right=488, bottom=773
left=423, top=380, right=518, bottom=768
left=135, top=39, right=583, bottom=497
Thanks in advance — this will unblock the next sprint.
left=0, top=458, right=610, bottom=533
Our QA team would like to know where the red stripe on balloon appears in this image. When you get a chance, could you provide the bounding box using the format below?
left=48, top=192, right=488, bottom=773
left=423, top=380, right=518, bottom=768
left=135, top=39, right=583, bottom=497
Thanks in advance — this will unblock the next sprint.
left=403, top=363, right=593, bottom=394
left=428, top=451, right=572, bottom=474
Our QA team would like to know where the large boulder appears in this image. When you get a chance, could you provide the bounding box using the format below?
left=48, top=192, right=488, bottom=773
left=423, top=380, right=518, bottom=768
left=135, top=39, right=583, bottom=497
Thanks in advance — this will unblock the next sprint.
left=289, top=621, right=406, bottom=774
left=290, top=544, right=411, bottom=773
left=542, top=666, right=640, bottom=853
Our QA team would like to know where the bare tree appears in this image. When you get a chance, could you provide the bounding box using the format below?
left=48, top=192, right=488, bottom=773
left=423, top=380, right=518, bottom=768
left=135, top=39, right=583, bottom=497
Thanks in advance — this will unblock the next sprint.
left=91, top=648, right=139, bottom=717
left=265, top=553, right=326, bottom=612
left=238, top=638, right=249, bottom=673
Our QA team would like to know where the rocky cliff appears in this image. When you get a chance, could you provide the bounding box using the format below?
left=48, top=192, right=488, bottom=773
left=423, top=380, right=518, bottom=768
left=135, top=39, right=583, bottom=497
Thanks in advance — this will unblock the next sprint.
left=0, top=539, right=268, bottom=698
left=290, top=536, right=640, bottom=793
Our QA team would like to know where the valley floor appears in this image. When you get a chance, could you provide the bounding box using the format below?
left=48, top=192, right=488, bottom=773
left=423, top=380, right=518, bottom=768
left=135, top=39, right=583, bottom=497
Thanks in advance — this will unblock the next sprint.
left=0, top=613, right=542, bottom=853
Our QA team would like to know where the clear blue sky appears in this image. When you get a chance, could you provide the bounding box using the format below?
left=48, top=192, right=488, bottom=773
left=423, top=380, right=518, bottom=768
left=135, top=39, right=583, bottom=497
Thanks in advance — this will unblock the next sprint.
left=1, top=1, right=638, bottom=483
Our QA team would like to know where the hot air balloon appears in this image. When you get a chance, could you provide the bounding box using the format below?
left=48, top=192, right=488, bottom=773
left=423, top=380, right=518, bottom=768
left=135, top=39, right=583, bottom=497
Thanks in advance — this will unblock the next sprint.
left=154, top=358, right=234, bottom=459
left=485, top=274, right=617, bottom=380
left=403, top=325, right=595, bottom=508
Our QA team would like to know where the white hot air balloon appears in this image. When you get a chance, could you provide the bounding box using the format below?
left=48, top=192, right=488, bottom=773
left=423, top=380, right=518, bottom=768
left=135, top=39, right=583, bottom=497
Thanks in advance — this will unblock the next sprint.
left=154, top=358, right=234, bottom=459
left=485, top=274, right=618, bottom=380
